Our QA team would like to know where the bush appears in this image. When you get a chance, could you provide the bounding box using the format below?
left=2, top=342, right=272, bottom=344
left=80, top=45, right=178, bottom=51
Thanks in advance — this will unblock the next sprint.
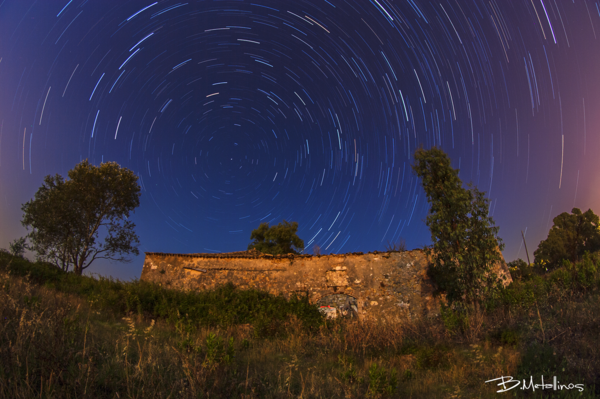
left=507, top=258, right=534, bottom=281
left=548, top=253, right=600, bottom=292
left=490, top=327, right=521, bottom=346
left=548, top=267, right=572, bottom=289
left=440, top=302, right=468, bottom=335
left=575, top=252, right=599, bottom=289
left=497, top=274, right=551, bottom=309
left=366, top=363, right=397, bottom=397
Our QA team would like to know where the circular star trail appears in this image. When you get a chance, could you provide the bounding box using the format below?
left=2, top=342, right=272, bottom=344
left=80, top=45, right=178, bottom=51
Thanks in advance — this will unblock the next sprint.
left=2, top=0, right=600, bottom=278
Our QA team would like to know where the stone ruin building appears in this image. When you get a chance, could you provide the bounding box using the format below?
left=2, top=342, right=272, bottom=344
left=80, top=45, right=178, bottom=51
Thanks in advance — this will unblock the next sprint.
left=141, top=248, right=512, bottom=321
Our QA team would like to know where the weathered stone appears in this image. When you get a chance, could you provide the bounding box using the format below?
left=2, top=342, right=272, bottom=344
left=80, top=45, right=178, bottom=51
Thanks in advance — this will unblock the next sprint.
left=140, top=248, right=512, bottom=321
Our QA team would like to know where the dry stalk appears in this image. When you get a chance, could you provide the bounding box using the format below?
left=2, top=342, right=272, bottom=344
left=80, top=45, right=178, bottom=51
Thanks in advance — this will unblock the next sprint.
left=535, top=301, right=545, bottom=343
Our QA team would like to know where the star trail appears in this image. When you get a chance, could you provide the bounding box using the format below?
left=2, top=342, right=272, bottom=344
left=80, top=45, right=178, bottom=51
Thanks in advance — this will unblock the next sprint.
left=2, top=0, right=600, bottom=279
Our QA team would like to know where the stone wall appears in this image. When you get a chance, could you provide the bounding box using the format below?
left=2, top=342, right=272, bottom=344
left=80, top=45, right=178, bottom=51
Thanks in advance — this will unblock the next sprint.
left=140, top=249, right=512, bottom=321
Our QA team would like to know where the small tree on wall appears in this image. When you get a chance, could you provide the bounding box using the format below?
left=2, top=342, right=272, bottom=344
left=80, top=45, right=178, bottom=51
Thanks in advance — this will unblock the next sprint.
left=247, top=220, right=304, bottom=255
left=411, top=146, right=506, bottom=307
left=384, top=238, right=406, bottom=252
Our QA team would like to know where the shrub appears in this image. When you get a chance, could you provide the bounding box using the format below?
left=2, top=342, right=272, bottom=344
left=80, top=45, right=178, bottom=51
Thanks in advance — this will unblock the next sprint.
left=440, top=302, right=468, bottom=335
left=548, top=267, right=572, bottom=289
left=366, top=363, right=397, bottom=397
left=490, top=327, right=520, bottom=346
left=575, top=252, right=599, bottom=289
left=507, top=258, right=534, bottom=281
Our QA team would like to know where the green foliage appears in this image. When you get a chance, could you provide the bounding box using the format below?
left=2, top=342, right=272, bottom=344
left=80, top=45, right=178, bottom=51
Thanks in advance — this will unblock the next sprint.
left=399, top=340, right=451, bottom=371
left=497, top=274, right=549, bottom=309
left=494, top=251, right=600, bottom=311
left=0, top=251, right=324, bottom=337
left=338, top=355, right=359, bottom=384
left=490, top=326, right=521, bottom=346
left=508, top=258, right=534, bottom=281
left=8, top=237, right=28, bottom=258
left=575, top=252, right=599, bottom=289
left=534, top=208, right=600, bottom=271
left=366, top=363, right=397, bottom=397
left=202, top=333, right=235, bottom=366
left=247, top=220, right=304, bottom=255
left=440, top=302, right=469, bottom=335
left=558, top=252, right=600, bottom=290
left=500, top=329, right=520, bottom=345
left=21, top=159, right=141, bottom=275
left=412, top=146, right=505, bottom=306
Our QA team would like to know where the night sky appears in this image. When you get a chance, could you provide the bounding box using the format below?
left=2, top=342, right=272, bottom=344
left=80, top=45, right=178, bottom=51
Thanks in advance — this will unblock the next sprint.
left=2, top=0, right=600, bottom=280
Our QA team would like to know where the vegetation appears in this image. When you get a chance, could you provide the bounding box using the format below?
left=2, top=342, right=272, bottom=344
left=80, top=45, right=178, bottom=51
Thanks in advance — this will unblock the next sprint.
left=534, top=208, right=600, bottom=271
left=8, top=237, right=27, bottom=258
left=411, top=146, right=505, bottom=307
left=2, top=249, right=600, bottom=398
left=507, top=258, right=534, bottom=281
left=21, top=160, right=141, bottom=275
left=4, top=148, right=600, bottom=397
left=384, top=238, right=407, bottom=252
left=0, top=251, right=323, bottom=336
left=247, top=220, right=304, bottom=255
left=313, top=244, right=322, bottom=255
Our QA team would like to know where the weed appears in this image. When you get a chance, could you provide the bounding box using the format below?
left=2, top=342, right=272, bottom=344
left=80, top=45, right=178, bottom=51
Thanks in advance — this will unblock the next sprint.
left=338, top=354, right=358, bottom=384
left=366, top=363, right=397, bottom=398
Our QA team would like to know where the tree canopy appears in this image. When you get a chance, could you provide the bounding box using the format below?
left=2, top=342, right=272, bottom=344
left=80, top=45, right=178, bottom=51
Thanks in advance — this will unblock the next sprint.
left=534, top=208, right=600, bottom=271
left=8, top=237, right=28, bottom=258
left=21, top=159, right=141, bottom=275
left=412, top=146, right=505, bottom=306
left=247, top=220, right=304, bottom=255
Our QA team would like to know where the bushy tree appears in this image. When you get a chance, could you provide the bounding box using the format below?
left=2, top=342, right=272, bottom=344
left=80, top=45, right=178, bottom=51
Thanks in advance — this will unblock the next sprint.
left=248, top=220, right=304, bottom=255
left=412, top=146, right=505, bottom=306
left=21, top=160, right=141, bottom=275
left=8, top=237, right=28, bottom=258
left=534, top=208, right=600, bottom=271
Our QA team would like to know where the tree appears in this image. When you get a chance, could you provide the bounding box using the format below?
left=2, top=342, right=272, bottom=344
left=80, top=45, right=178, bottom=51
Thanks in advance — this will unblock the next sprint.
left=412, top=146, right=505, bottom=306
left=8, top=237, right=28, bottom=258
left=247, top=220, right=304, bottom=255
left=21, top=160, right=141, bottom=275
left=534, top=208, right=600, bottom=271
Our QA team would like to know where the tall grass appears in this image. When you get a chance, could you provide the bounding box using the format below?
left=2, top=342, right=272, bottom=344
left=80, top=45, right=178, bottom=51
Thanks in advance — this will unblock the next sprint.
left=1, top=251, right=600, bottom=398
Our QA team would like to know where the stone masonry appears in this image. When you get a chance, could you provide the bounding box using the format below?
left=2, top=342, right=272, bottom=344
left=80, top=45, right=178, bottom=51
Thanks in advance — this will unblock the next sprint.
left=140, top=248, right=512, bottom=321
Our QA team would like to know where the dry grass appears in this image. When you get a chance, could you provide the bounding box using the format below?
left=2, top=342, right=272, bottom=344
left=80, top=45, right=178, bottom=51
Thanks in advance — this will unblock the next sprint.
left=1, top=259, right=600, bottom=398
